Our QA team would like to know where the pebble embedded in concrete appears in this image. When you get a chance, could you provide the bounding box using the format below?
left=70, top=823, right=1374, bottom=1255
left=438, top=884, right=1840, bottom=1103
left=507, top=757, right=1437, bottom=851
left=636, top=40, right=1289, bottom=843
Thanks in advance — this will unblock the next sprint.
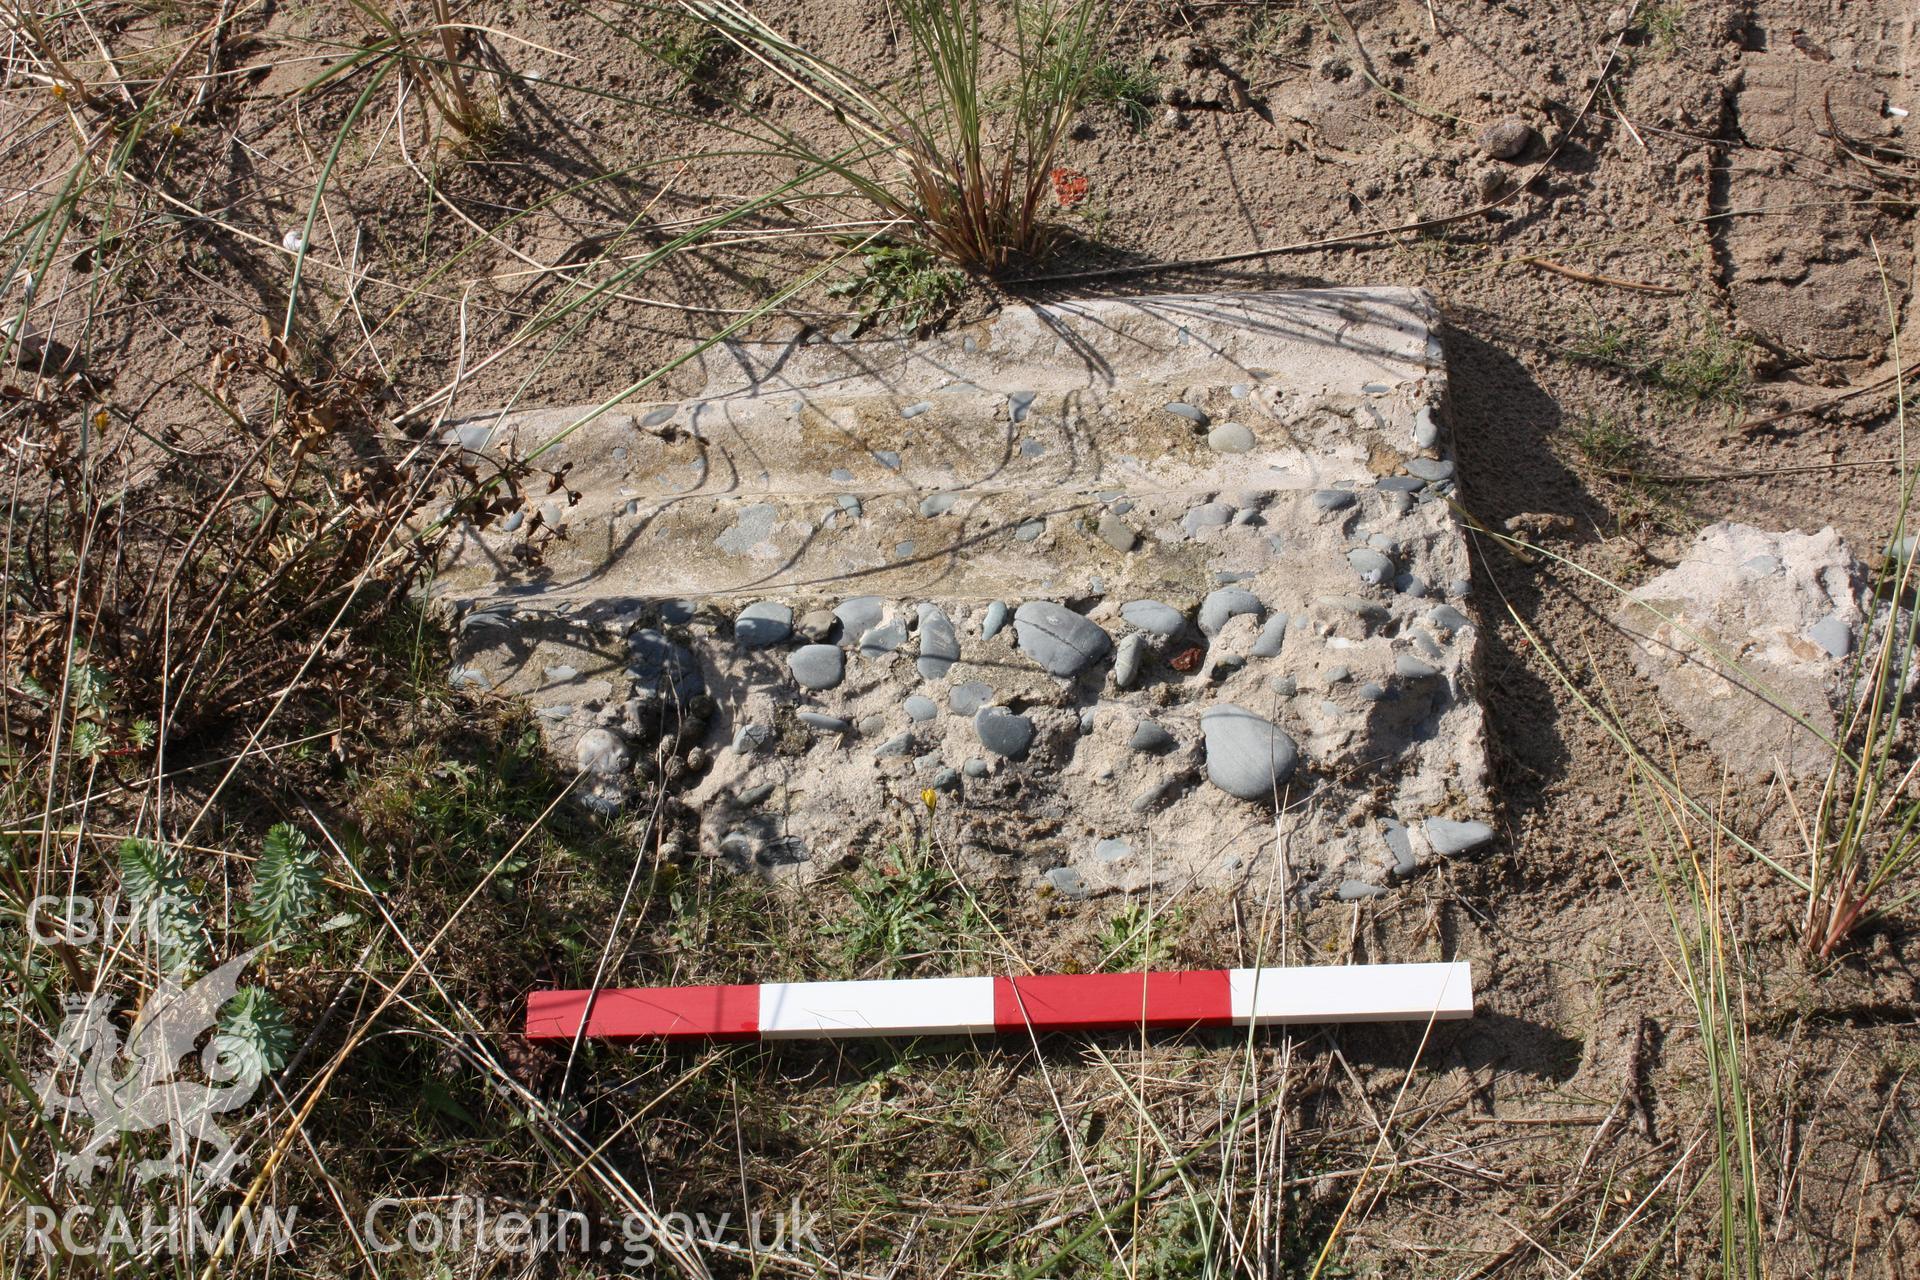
left=949, top=680, right=994, bottom=716
left=1114, top=633, right=1147, bottom=688
left=975, top=707, right=1035, bottom=759
left=1131, top=720, right=1174, bottom=752
left=797, top=710, right=851, bottom=733
left=1424, top=817, right=1495, bottom=855
left=735, top=601, right=793, bottom=648
left=1098, top=512, right=1138, bottom=553
left=858, top=619, right=909, bottom=659
left=981, top=601, right=1009, bottom=639
left=835, top=596, right=885, bottom=641
left=1207, top=422, right=1255, bottom=454
left=917, top=603, right=959, bottom=678
left=1014, top=601, right=1113, bottom=677
left=1200, top=704, right=1299, bottom=800
left=1198, top=587, right=1262, bottom=636
left=789, top=644, right=845, bottom=690
left=1348, top=548, right=1394, bottom=586
left=1121, top=600, right=1186, bottom=636
left=904, top=694, right=938, bottom=722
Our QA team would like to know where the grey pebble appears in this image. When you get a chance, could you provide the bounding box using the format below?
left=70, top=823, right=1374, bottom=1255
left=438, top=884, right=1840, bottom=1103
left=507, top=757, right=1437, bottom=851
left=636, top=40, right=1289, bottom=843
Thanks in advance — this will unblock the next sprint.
left=1093, top=838, right=1133, bottom=864
left=1208, top=422, right=1255, bottom=454
left=900, top=400, right=933, bottom=419
left=1337, top=880, right=1386, bottom=901
left=975, top=707, right=1035, bottom=759
left=1424, top=817, right=1496, bottom=856
left=1357, top=682, right=1387, bottom=702
left=1200, top=704, right=1299, bottom=800
left=575, top=728, right=628, bottom=775
left=1121, top=600, right=1187, bottom=636
left=1447, top=578, right=1472, bottom=598
left=931, top=767, right=960, bottom=791
left=1405, top=457, right=1454, bottom=482
left=1377, top=475, right=1425, bottom=493
left=735, top=601, right=793, bottom=648
left=835, top=494, right=863, bottom=518
left=981, top=601, right=1009, bottom=639
left=737, top=782, right=775, bottom=807
left=1427, top=604, right=1470, bottom=633
left=859, top=714, right=886, bottom=736
left=1395, top=654, right=1439, bottom=679
left=1114, top=633, right=1147, bottom=688
left=1311, top=489, right=1356, bottom=512
left=858, top=619, right=909, bottom=659
left=918, top=492, right=957, bottom=518
left=1252, top=615, right=1289, bottom=657
left=1183, top=503, right=1234, bottom=536
left=872, top=450, right=902, bottom=471
left=894, top=540, right=916, bottom=560
left=732, top=722, right=772, bottom=753
left=797, top=711, right=851, bottom=733
left=1098, top=512, right=1138, bottom=553
left=1327, top=665, right=1351, bottom=684
left=904, top=695, right=939, bottom=722
left=950, top=679, right=995, bottom=716
left=1808, top=615, right=1853, bottom=658
left=1269, top=675, right=1297, bottom=696
left=1046, top=867, right=1090, bottom=899
left=788, top=644, right=845, bottom=691
left=1014, top=601, right=1113, bottom=677
left=963, top=758, right=990, bottom=778
left=1413, top=406, right=1439, bottom=448
left=835, top=596, right=886, bottom=640
left=1008, top=390, right=1036, bottom=422
left=1164, top=401, right=1209, bottom=426
left=829, top=468, right=855, bottom=483
left=874, top=732, right=914, bottom=760
left=1131, top=720, right=1174, bottom=752
left=1014, top=518, right=1046, bottom=542
left=1199, top=587, right=1263, bottom=636
left=917, top=603, right=960, bottom=678
left=1383, top=820, right=1417, bottom=878
left=1131, top=775, right=1185, bottom=813
left=1348, top=548, right=1395, bottom=585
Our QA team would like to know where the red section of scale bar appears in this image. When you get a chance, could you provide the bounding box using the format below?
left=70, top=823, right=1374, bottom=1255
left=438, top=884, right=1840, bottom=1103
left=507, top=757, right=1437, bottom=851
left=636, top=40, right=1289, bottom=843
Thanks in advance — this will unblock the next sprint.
left=992, top=970, right=1233, bottom=1032
left=526, top=983, right=759, bottom=1042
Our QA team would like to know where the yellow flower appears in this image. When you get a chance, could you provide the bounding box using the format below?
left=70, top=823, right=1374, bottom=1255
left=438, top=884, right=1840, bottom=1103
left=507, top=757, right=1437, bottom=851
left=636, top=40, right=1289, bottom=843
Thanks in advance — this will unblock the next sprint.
left=921, top=788, right=938, bottom=814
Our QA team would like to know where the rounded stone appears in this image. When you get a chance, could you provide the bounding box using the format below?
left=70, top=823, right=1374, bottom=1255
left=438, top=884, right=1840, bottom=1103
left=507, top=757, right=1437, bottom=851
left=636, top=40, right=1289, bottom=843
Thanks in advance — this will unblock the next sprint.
left=1114, top=633, right=1148, bottom=689
left=1013, top=602, right=1113, bottom=677
left=834, top=596, right=886, bottom=641
left=1093, top=838, right=1133, bottom=863
left=1337, top=879, right=1386, bottom=901
left=1311, top=489, right=1356, bottom=512
left=733, top=602, right=794, bottom=652
left=1395, top=654, right=1439, bottom=679
left=797, top=710, right=851, bottom=733
left=858, top=619, right=909, bottom=658
left=1046, top=866, right=1090, bottom=899
left=904, top=695, right=939, bottom=722
left=1199, top=704, right=1299, bottom=801
left=1427, top=604, right=1471, bottom=633
left=949, top=679, right=994, bottom=716
left=1406, top=457, right=1454, bottom=482
left=1121, top=600, right=1186, bottom=636
left=788, top=644, right=845, bottom=690
left=1131, top=720, right=1174, bottom=752
left=1198, top=587, right=1262, bottom=637
left=962, top=758, right=990, bottom=778
left=1098, top=512, right=1138, bottom=553
left=575, top=728, right=628, bottom=776
left=732, top=722, right=773, bottom=753
left=1207, top=422, right=1256, bottom=454
left=916, top=603, right=960, bottom=678
left=931, top=766, right=961, bottom=791
left=796, top=608, right=838, bottom=642
left=1424, top=817, right=1495, bottom=856
left=1478, top=116, right=1534, bottom=161
left=874, top=732, right=913, bottom=759
left=1807, top=615, right=1852, bottom=658
left=1183, top=502, right=1234, bottom=536
left=1164, top=401, right=1209, bottom=426
left=1251, top=614, right=1289, bottom=657
left=981, top=600, right=1009, bottom=639
left=1348, top=548, right=1395, bottom=585
left=975, top=707, right=1035, bottom=759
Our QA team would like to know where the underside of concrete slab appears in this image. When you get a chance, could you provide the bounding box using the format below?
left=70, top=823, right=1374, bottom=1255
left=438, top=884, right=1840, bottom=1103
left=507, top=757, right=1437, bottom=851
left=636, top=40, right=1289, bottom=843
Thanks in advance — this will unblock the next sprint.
left=431, top=289, right=1491, bottom=900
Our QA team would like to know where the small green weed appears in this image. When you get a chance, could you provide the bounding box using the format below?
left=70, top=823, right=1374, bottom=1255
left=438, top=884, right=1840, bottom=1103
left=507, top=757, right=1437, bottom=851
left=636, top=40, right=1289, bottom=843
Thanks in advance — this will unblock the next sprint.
left=649, top=17, right=730, bottom=82
left=1652, top=325, right=1754, bottom=409
left=1638, top=1, right=1688, bottom=57
left=828, top=241, right=968, bottom=335
left=1571, top=413, right=1643, bottom=471
left=1083, top=58, right=1158, bottom=129
left=1095, top=898, right=1182, bottom=970
left=829, top=853, right=961, bottom=977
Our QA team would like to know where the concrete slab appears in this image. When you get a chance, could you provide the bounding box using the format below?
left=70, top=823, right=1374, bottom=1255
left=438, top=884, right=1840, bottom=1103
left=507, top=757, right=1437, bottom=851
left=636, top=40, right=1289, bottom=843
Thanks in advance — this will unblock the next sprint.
left=431, top=289, right=1491, bottom=900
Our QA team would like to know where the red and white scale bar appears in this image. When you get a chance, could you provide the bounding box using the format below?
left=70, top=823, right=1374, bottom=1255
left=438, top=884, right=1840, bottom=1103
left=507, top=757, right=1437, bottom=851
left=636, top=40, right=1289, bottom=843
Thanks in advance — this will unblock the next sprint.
left=526, top=962, right=1472, bottom=1042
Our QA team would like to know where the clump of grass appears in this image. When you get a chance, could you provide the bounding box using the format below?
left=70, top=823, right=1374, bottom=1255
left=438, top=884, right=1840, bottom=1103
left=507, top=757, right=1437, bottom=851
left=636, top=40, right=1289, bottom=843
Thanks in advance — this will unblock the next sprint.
left=1638, top=1, right=1688, bottom=57
left=1571, top=412, right=1643, bottom=471
left=1652, top=324, right=1754, bottom=409
left=829, top=851, right=964, bottom=977
left=684, top=0, right=1109, bottom=276
left=827, top=240, right=967, bottom=334
left=1083, top=57, right=1158, bottom=130
left=1095, top=897, right=1181, bottom=970
left=327, top=0, right=504, bottom=142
